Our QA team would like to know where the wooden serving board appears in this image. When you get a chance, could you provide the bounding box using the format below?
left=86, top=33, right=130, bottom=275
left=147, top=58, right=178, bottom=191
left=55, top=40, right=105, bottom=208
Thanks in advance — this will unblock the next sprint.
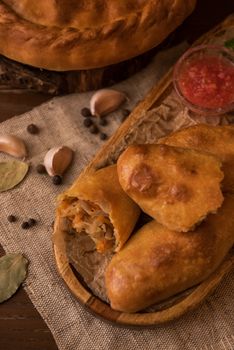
left=54, top=14, right=234, bottom=326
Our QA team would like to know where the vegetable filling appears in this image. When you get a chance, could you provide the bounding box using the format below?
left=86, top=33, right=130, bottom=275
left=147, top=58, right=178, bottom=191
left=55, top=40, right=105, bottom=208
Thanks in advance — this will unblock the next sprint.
left=60, top=198, right=115, bottom=253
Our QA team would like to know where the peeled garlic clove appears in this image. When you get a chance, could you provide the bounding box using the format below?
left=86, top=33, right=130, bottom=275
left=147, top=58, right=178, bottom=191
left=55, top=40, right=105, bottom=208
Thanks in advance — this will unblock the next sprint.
left=0, top=134, right=27, bottom=159
left=44, top=146, right=73, bottom=176
left=90, top=89, right=127, bottom=117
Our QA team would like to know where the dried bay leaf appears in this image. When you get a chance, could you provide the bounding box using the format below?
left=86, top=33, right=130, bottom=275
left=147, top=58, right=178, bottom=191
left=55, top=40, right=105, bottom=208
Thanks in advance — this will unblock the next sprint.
left=0, top=253, right=28, bottom=303
left=225, top=38, right=234, bottom=50
left=0, top=160, right=29, bottom=192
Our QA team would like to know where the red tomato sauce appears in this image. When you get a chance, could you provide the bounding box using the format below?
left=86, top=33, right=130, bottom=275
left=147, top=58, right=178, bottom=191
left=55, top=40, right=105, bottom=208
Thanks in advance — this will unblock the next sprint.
left=178, top=55, right=234, bottom=109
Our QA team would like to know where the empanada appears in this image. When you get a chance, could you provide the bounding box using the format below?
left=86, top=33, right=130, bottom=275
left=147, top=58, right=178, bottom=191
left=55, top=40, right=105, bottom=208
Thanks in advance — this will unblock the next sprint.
left=105, top=194, right=234, bottom=313
left=117, top=144, right=223, bottom=232
left=57, top=165, right=140, bottom=253
left=158, top=124, right=234, bottom=192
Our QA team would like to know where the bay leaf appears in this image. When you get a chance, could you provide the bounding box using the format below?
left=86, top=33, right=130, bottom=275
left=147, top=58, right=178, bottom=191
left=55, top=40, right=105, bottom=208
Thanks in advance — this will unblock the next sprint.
left=0, top=160, right=29, bottom=192
left=225, top=38, right=234, bottom=50
left=0, top=253, right=28, bottom=303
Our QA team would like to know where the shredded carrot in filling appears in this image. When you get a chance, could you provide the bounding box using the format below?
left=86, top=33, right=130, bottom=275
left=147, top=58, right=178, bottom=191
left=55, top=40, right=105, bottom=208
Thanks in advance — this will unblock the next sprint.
left=60, top=198, right=115, bottom=253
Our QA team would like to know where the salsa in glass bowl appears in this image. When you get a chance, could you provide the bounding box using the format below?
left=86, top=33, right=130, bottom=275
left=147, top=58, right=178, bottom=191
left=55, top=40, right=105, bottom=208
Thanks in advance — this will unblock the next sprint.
left=173, top=45, right=234, bottom=116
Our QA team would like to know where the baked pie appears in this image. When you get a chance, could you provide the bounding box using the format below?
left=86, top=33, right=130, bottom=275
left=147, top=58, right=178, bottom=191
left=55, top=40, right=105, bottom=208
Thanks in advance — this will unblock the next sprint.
left=117, top=144, right=224, bottom=232
left=57, top=165, right=140, bottom=253
left=54, top=124, right=234, bottom=313
left=158, top=124, right=234, bottom=192
left=105, top=193, right=234, bottom=312
left=0, top=0, right=196, bottom=70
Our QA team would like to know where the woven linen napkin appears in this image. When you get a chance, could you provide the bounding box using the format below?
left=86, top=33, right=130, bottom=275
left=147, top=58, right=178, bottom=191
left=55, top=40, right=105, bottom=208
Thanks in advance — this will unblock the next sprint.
left=0, top=43, right=233, bottom=350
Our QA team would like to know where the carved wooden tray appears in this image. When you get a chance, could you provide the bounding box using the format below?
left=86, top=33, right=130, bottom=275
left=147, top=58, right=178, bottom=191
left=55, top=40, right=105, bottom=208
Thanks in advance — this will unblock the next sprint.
left=54, top=15, right=234, bottom=326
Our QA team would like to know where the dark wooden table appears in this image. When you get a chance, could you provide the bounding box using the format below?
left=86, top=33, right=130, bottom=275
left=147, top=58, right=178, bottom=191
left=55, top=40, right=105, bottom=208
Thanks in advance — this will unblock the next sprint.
left=0, top=2, right=233, bottom=349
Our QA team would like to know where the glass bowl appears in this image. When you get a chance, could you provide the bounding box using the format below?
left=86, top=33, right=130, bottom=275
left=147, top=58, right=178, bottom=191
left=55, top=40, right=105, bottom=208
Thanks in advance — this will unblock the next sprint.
left=173, top=45, right=234, bottom=116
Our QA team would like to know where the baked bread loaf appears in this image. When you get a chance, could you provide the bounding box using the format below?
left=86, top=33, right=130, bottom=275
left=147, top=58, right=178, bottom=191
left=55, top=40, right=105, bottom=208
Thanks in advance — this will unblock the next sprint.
left=105, top=194, right=234, bottom=313
left=0, top=0, right=196, bottom=70
left=57, top=165, right=140, bottom=253
left=117, top=144, right=224, bottom=232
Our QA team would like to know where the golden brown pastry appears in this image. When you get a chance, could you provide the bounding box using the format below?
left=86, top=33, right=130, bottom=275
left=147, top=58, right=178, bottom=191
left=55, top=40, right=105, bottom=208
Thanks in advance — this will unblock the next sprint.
left=57, top=165, right=140, bottom=253
left=0, top=0, right=196, bottom=70
left=158, top=124, right=234, bottom=192
left=105, top=194, right=234, bottom=313
left=117, top=144, right=224, bottom=232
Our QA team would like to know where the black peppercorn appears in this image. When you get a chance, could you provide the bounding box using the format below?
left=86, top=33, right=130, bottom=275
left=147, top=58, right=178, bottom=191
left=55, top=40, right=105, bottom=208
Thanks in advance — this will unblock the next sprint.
left=21, top=221, right=30, bottom=229
left=89, top=125, right=99, bottom=134
left=121, top=109, right=130, bottom=122
left=27, top=124, right=39, bottom=134
left=52, top=175, right=63, bottom=185
left=7, top=215, right=17, bottom=223
left=100, top=133, right=108, bottom=141
left=99, top=118, right=108, bottom=126
left=83, top=118, right=93, bottom=128
left=36, top=164, right=46, bottom=174
left=81, top=107, right=92, bottom=118
left=28, top=218, right=37, bottom=226
left=122, top=109, right=130, bottom=117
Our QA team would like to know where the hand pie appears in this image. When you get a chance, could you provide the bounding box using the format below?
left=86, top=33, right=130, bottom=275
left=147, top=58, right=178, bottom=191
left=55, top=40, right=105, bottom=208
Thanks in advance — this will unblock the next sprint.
left=158, top=124, right=234, bottom=192
left=105, top=194, right=234, bottom=313
left=117, top=144, right=223, bottom=232
left=56, top=165, right=140, bottom=253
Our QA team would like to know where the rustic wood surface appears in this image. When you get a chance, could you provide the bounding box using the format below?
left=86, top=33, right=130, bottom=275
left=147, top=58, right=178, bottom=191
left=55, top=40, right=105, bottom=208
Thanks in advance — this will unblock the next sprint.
left=0, top=48, right=160, bottom=95
left=0, top=1, right=233, bottom=349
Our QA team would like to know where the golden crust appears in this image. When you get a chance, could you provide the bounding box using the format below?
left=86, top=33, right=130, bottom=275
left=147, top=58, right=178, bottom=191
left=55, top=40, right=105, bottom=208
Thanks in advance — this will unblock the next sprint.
left=158, top=124, right=234, bottom=193
left=105, top=194, right=234, bottom=313
left=0, top=0, right=196, bottom=70
left=117, top=144, right=224, bottom=232
left=58, top=165, right=140, bottom=252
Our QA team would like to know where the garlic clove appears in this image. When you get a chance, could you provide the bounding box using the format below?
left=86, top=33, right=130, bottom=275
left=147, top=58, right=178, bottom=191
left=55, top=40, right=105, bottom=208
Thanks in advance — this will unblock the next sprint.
left=0, top=134, right=27, bottom=159
left=90, top=89, right=127, bottom=117
left=44, top=146, right=73, bottom=176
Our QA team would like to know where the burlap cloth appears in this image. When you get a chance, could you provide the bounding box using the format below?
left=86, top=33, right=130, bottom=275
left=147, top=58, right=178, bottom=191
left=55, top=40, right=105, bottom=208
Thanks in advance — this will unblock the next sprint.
left=0, top=43, right=233, bottom=350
